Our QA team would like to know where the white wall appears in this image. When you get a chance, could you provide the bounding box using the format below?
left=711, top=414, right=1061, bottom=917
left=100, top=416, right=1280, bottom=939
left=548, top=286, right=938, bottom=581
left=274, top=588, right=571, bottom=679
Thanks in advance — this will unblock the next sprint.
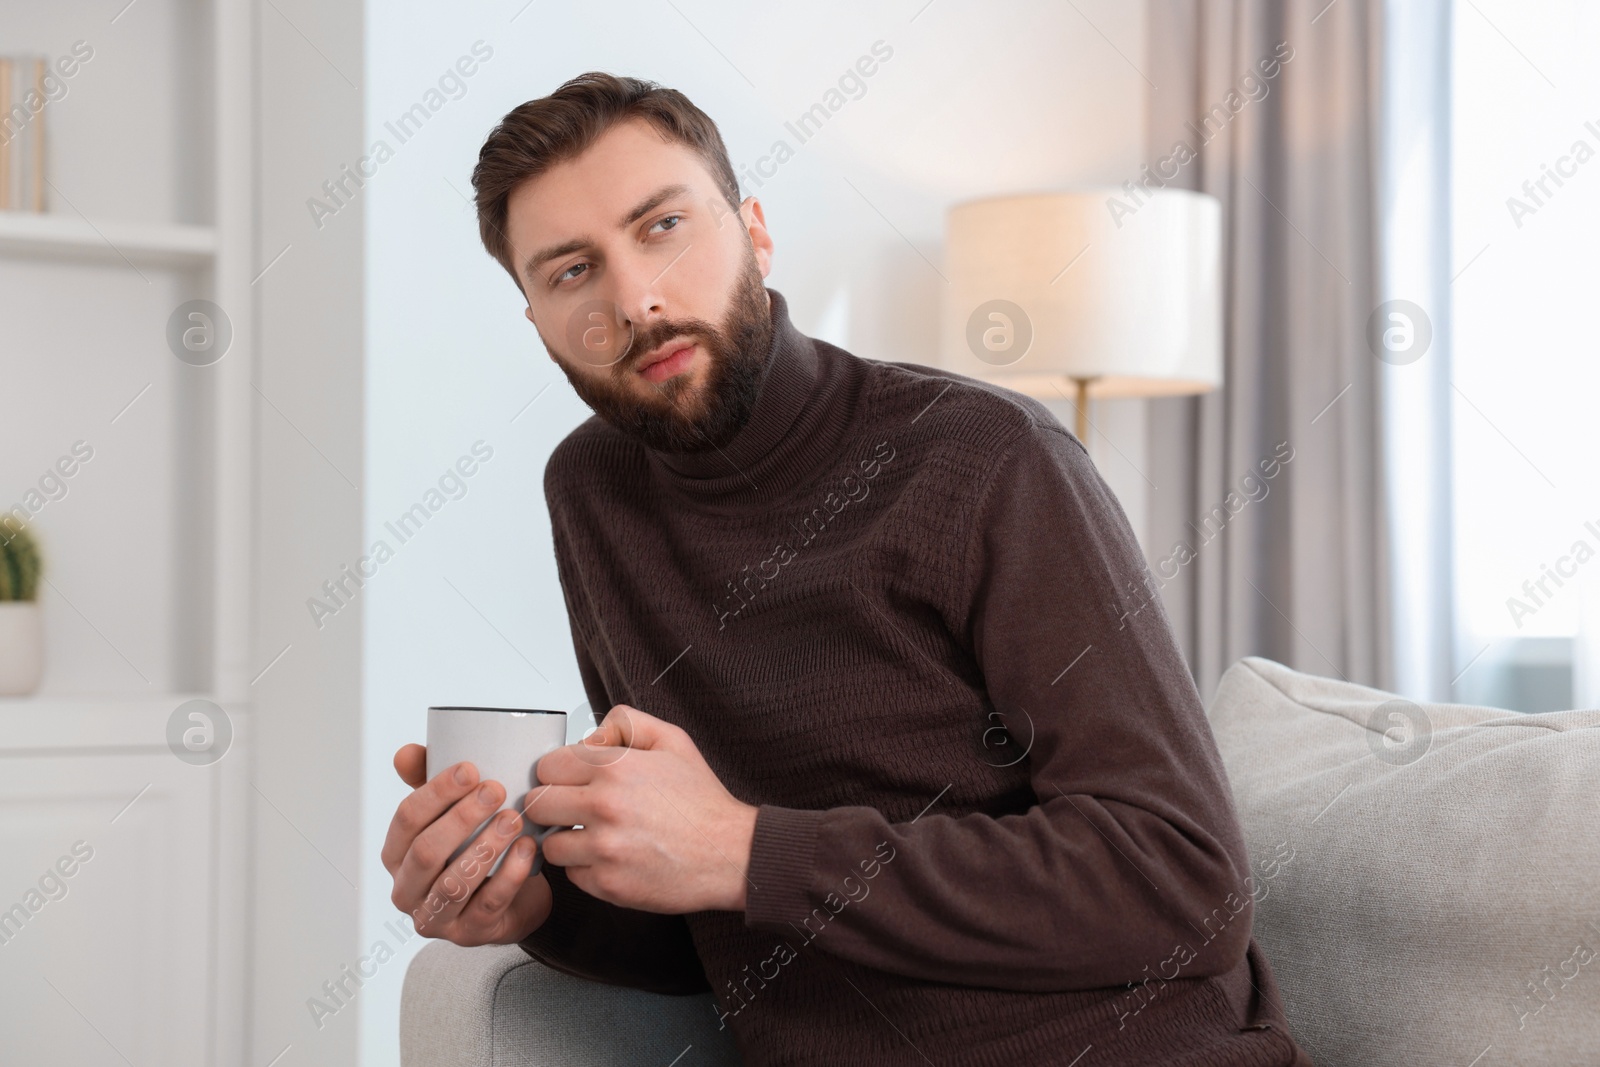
left=252, top=2, right=366, bottom=1066
left=360, top=1, right=1146, bottom=1061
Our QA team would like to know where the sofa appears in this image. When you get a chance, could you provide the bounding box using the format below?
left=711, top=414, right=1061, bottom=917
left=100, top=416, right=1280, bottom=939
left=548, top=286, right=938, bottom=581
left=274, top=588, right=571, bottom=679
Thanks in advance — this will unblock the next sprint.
left=400, top=657, right=1600, bottom=1066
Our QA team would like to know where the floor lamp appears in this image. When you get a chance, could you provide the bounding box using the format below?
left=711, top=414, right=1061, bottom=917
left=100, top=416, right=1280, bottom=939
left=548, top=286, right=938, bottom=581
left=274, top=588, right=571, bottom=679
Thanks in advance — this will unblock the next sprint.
left=940, top=189, right=1223, bottom=449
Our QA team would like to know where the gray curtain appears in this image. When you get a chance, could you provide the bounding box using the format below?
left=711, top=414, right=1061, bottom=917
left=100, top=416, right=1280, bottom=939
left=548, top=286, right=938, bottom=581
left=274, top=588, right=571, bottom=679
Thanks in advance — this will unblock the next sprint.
left=1143, top=0, right=1394, bottom=700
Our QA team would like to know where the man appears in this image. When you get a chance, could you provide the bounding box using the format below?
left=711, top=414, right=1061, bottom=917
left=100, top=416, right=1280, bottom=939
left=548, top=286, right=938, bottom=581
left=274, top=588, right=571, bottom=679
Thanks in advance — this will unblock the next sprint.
left=383, top=72, right=1311, bottom=1066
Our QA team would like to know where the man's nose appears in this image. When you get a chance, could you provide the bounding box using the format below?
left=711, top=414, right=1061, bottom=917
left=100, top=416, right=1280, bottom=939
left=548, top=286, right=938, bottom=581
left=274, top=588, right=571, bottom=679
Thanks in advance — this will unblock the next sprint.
left=606, top=255, right=670, bottom=339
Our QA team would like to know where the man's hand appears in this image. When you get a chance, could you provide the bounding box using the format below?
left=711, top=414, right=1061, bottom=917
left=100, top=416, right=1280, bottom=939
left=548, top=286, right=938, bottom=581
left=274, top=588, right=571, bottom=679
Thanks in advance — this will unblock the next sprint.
left=529, top=705, right=758, bottom=915
left=382, top=745, right=553, bottom=946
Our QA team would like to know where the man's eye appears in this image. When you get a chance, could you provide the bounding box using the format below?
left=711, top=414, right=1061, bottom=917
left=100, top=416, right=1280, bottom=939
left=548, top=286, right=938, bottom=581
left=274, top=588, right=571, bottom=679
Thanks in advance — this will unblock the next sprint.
left=650, top=214, right=683, bottom=234
left=554, top=262, right=588, bottom=286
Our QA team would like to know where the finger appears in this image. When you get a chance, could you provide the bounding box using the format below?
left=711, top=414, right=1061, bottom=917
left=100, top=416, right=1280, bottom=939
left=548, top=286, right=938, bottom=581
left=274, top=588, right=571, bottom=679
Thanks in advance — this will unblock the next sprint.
left=602, top=703, right=684, bottom=753
left=382, top=758, right=478, bottom=873
left=464, top=834, right=539, bottom=924
left=395, top=777, right=507, bottom=907
left=513, top=780, right=592, bottom=830
left=538, top=822, right=607, bottom=871
left=382, top=761, right=483, bottom=884
left=578, top=705, right=631, bottom=752
left=394, top=743, right=427, bottom=788
left=563, top=705, right=670, bottom=769
left=412, top=807, right=523, bottom=930
left=537, top=732, right=628, bottom=783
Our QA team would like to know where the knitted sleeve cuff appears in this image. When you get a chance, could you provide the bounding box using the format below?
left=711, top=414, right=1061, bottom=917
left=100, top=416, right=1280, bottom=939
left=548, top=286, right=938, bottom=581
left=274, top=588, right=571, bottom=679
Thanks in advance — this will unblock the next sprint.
left=516, top=862, right=712, bottom=995
left=742, top=803, right=825, bottom=929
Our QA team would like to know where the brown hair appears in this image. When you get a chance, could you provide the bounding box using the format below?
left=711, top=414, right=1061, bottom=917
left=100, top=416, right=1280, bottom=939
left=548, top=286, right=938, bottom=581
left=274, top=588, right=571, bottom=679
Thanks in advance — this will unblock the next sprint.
left=472, top=71, right=742, bottom=292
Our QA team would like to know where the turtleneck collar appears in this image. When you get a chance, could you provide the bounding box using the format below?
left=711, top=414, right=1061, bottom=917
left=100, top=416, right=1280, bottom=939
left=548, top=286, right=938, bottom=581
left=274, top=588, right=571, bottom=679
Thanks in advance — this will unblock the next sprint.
left=644, top=287, right=857, bottom=507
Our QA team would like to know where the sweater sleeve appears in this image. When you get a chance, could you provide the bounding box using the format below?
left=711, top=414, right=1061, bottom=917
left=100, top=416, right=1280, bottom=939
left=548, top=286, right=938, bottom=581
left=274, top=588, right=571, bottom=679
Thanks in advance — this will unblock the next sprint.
left=519, top=540, right=711, bottom=996
left=740, top=422, right=1257, bottom=992
left=520, top=862, right=711, bottom=995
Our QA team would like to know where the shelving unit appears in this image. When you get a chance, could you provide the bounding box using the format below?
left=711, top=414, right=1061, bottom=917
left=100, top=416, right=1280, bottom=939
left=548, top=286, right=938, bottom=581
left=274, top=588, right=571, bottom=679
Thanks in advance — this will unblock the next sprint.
left=0, top=5, right=253, bottom=706
left=0, top=210, right=216, bottom=268
left=0, top=692, right=208, bottom=740
left=0, top=2, right=254, bottom=1064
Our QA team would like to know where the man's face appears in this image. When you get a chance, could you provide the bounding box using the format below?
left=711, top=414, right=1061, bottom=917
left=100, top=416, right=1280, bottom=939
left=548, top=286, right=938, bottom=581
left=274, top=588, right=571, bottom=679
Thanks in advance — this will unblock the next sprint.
left=505, top=116, right=776, bottom=453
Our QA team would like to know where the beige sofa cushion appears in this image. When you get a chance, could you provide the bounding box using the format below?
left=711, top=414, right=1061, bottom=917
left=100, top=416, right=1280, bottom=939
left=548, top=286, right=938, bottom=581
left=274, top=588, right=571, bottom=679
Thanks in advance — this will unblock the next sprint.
left=1208, top=656, right=1600, bottom=1067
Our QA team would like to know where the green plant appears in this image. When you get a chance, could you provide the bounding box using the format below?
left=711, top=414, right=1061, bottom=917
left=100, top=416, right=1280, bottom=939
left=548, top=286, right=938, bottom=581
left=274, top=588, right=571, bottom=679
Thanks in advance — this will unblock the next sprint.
left=0, top=518, right=42, bottom=602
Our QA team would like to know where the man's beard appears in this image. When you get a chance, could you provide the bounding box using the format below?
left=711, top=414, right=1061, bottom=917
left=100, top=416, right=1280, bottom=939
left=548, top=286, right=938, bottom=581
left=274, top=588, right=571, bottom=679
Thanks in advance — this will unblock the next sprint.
left=542, top=251, right=774, bottom=454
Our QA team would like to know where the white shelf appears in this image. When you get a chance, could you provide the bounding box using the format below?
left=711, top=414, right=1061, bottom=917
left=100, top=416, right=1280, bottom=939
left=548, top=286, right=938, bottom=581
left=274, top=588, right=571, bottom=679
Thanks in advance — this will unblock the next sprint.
left=0, top=691, right=218, bottom=749
left=0, top=210, right=216, bottom=268
left=0, top=691, right=211, bottom=712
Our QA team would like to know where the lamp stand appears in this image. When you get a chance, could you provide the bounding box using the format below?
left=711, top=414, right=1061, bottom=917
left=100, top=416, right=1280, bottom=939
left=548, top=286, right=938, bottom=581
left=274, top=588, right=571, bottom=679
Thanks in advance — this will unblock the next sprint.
left=1070, top=376, right=1097, bottom=443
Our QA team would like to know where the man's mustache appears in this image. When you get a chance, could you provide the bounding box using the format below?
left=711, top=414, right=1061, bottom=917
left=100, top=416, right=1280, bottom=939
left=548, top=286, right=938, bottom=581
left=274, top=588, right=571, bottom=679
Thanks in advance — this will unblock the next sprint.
left=619, top=323, right=712, bottom=373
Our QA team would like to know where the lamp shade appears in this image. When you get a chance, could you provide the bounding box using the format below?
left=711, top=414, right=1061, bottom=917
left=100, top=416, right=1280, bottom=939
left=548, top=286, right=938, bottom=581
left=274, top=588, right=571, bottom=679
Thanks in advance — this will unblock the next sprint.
left=939, top=189, right=1222, bottom=399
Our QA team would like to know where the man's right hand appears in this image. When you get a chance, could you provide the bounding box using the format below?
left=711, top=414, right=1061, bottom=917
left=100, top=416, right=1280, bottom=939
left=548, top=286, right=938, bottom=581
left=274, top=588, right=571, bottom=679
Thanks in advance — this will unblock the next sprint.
left=383, top=743, right=553, bottom=946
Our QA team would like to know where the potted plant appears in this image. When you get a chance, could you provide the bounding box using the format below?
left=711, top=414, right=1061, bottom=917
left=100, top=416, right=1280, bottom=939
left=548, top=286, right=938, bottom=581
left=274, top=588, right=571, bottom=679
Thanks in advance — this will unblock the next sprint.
left=0, top=517, right=44, bottom=696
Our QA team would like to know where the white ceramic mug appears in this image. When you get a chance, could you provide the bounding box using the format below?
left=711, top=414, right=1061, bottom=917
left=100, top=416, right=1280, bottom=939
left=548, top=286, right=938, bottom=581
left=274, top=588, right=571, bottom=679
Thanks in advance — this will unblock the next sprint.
left=425, top=706, right=569, bottom=879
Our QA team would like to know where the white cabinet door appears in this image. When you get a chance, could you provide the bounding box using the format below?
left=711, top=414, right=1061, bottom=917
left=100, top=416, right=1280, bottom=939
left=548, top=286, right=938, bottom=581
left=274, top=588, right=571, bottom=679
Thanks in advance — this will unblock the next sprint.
left=0, top=705, right=222, bottom=1066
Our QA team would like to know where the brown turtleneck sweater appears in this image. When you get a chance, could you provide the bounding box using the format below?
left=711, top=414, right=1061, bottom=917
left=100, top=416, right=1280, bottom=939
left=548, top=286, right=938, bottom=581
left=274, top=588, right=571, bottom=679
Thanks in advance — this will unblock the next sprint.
left=524, top=287, right=1310, bottom=1066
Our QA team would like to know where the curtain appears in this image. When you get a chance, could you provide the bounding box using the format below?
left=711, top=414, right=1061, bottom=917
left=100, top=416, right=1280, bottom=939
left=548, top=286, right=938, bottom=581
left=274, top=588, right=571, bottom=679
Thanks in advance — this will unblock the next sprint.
left=1143, top=0, right=1394, bottom=700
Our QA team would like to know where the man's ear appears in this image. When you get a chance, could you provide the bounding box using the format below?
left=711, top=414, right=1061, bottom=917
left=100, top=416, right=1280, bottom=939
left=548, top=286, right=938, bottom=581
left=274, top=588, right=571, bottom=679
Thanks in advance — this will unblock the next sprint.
left=525, top=306, right=559, bottom=364
left=740, top=196, right=775, bottom=279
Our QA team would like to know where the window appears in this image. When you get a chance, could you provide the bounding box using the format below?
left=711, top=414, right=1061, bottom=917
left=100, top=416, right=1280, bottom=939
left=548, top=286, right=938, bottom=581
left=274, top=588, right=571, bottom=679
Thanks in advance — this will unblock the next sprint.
left=1450, top=0, right=1600, bottom=710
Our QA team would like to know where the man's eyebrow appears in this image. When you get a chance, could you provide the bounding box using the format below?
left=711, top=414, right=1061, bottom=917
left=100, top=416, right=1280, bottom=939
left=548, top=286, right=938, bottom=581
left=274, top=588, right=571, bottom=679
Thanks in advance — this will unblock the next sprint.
left=521, top=183, right=694, bottom=281
left=618, top=183, right=691, bottom=228
left=523, top=237, right=589, bottom=279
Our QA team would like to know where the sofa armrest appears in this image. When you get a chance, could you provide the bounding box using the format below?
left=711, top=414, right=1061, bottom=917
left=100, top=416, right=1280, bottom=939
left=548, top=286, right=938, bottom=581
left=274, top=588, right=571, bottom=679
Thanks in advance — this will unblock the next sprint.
left=400, top=940, right=744, bottom=1067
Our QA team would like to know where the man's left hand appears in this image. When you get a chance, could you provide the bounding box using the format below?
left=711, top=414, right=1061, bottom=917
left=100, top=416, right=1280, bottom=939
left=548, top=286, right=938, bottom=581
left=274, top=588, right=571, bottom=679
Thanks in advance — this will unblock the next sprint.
left=528, top=705, right=759, bottom=914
